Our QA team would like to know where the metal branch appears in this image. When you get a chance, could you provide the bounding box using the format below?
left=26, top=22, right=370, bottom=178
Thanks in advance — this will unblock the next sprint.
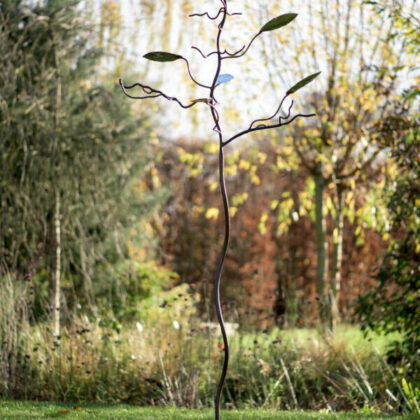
left=280, top=101, right=295, bottom=122
left=191, top=45, right=246, bottom=59
left=223, top=113, right=316, bottom=147
left=222, top=45, right=246, bottom=57
left=181, top=57, right=212, bottom=89
left=189, top=5, right=241, bottom=20
left=249, top=94, right=290, bottom=129
left=191, top=33, right=254, bottom=60
left=209, top=101, right=222, bottom=135
left=188, top=7, right=238, bottom=20
left=222, top=32, right=260, bottom=60
left=189, top=7, right=224, bottom=20
left=119, top=79, right=205, bottom=109
left=191, top=46, right=220, bottom=59
left=191, top=46, right=210, bottom=59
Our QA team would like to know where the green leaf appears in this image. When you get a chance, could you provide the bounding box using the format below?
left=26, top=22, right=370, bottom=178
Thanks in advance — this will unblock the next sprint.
left=260, top=13, right=297, bottom=33
left=287, top=71, right=321, bottom=95
left=143, top=51, right=183, bottom=62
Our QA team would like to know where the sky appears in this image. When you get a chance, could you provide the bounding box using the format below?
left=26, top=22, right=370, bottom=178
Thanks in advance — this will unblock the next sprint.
left=58, top=0, right=417, bottom=143
left=89, top=0, right=329, bottom=142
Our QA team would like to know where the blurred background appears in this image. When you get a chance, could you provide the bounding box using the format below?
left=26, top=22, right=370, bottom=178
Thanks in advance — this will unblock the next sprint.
left=0, top=0, right=418, bottom=413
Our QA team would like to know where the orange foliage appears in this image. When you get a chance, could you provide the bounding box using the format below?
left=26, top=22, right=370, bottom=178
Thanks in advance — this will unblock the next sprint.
left=151, top=138, right=387, bottom=328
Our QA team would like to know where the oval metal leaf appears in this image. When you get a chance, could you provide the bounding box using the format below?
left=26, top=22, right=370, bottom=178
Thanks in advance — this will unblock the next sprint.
left=260, top=13, right=297, bottom=33
left=287, top=71, right=321, bottom=95
left=143, top=51, right=183, bottom=62
left=216, top=74, right=234, bottom=86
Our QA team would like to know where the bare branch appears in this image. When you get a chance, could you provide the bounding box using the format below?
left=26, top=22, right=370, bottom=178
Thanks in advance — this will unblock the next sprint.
left=189, top=7, right=241, bottom=21
left=208, top=101, right=222, bottom=135
left=191, top=46, right=210, bottom=59
left=208, top=5, right=227, bottom=145
left=119, top=79, right=208, bottom=110
left=336, top=137, right=357, bottom=173
left=189, top=7, right=225, bottom=20
left=222, top=45, right=246, bottom=58
left=181, top=57, right=212, bottom=89
left=222, top=45, right=246, bottom=57
left=192, top=32, right=257, bottom=62
left=222, top=32, right=260, bottom=60
left=223, top=113, right=316, bottom=147
left=191, top=45, right=246, bottom=59
left=339, top=148, right=381, bottom=180
left=249, top=94, right=290, bottom=130
left=293, top=136, right=316, bottom=173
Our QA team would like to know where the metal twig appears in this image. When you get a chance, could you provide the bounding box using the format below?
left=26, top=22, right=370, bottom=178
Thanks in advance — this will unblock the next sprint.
left=189, top=7, right=241, bottom=20
left=120, top=79, right=205, bottom=109
left=181, top=57, right=212, bottom=89
left=191, top=45, right=246, bottom=59
left=222, top=32, right=260, bottom=60
left=223, top=113, right=316, bottom=147
left=249, top=94, right=290, bottom=129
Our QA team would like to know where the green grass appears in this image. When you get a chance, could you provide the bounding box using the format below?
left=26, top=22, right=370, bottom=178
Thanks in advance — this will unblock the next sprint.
left=1, top=323, right=410, bottom=411
left=0, top=401, right=417, bottom=420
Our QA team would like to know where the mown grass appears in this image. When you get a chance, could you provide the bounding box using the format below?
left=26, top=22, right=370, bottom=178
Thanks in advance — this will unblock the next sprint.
left=0, top=401, right=417, bottom=420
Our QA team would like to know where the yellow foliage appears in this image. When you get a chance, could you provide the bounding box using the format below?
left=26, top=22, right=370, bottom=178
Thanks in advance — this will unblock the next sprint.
left=231, top=193, right=249, bottom=207
left=250, top=174, right=260, bottom=185
left=239, top=159, right=251, bottom=170
left=208, top=180, right=218, bottom=192
left=204, top=142, right=219, bottom=154
left=277, top=221, right=289, bottom=236
left=205, top=208, right=219, bottom=220
left=258, top=153, right=267, bottom=164
left=225, top=164, right=237, bottom=177
left=258, top=212, right=268, bottom=235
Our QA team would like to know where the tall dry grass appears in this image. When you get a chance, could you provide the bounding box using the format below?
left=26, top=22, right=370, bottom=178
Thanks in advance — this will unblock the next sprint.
left=0, top=273, right=417, bottom=414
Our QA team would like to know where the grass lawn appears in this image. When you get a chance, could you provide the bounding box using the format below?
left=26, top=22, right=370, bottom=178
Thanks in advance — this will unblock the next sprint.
left=0, top=401, right=417, bottom=420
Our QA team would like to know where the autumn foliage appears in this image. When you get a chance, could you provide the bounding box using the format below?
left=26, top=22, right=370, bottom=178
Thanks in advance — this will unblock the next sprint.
left=153, top=138, right=388, bottom=327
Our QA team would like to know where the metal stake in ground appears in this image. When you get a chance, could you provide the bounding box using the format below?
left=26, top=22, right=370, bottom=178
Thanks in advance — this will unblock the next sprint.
left=120, top=1, right=320, bottom=418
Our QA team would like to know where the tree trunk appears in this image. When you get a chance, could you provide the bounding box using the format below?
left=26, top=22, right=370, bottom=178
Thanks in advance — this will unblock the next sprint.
left=285, top=241, right=298, bottom=327
left=52, top=37, right=62, bottom=339
left=274, top=268, right=286, bottom=327
left=314, top=163, right=330, bottom=327
left=274, top=245, right=298, bottom=327
left=53, top=190, right=61, bottom=338
left=331, top=186, right=344, bottom=330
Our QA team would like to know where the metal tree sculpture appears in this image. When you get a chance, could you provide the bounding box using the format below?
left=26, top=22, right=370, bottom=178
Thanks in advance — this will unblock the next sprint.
left=120, top=1, right=320, bottom=418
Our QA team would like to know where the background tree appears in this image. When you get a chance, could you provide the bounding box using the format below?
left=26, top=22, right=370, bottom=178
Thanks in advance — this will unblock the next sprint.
left=156, top=138, right=387, bottom=328
left=0, top=0, right=164, bottom=330
left=356, top=0, right=419, bottom=383
left=357, top=99, right=419, bottom=378
left=247, top=0, right=415, bottom=328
